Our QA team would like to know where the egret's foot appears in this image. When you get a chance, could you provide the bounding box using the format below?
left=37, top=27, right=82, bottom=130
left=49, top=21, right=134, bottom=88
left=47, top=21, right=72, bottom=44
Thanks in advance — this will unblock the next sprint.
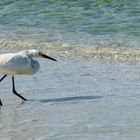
left=12, top=76, right=27, bottom=101
left=13, top=89, right=27, bottom=101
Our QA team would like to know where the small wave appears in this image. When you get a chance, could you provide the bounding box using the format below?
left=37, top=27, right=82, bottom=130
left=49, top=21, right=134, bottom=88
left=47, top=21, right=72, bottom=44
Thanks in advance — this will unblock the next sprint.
left=64, top=47, right=140, bottom=61
left=0, top=39, right=140, bottom=61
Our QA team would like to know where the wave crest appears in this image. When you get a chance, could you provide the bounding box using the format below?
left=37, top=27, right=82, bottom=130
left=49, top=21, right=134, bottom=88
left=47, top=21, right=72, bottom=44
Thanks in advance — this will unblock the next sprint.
left=0, top=39, right=140, bottom=61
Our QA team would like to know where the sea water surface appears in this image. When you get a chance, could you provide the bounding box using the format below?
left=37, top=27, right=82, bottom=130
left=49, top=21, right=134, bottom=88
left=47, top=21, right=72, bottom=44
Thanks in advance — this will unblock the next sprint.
left=0, top=0, right=140, bottom=140
left=0, top=0, right=139, bottom=50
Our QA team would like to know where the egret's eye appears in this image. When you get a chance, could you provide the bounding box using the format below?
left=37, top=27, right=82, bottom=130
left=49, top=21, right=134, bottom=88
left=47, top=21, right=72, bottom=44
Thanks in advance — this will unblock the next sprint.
left=38, top=52, right=43, bottom=56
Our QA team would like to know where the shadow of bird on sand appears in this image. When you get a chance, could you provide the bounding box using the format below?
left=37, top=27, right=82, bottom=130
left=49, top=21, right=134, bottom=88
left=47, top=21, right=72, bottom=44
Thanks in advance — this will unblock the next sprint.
left=29, top=95, right=103, bottom=104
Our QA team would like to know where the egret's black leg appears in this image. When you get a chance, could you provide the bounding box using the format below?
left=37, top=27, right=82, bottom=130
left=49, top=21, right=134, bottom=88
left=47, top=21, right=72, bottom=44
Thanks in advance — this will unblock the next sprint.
left=12, top=76, right=27, bottom=101
left=0, top=99, right=2, bottom=106
left=0, top=75, right=7, bottom=82
left=0, top=75, right=7, bottom=106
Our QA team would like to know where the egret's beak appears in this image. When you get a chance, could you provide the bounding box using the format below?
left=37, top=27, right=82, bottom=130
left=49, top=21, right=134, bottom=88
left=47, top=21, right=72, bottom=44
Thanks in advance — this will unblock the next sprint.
left=39, top=52, right=57, bottom=61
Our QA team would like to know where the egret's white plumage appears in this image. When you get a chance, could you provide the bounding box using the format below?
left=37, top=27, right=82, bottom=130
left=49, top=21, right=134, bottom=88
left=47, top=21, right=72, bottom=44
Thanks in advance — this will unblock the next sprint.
left=0, top=50, right=40, bottom=75
left=0, top=49, right=57, bottom=106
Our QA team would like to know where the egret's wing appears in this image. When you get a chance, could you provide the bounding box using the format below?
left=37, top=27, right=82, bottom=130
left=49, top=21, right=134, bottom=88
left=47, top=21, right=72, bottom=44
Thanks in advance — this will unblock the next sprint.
left=0, top=54, right=31, bottom=74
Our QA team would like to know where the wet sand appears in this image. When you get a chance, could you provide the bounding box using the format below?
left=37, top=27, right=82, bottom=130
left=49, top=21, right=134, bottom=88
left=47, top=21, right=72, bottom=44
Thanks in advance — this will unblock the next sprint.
left=1, top=56, right=140, bottom=140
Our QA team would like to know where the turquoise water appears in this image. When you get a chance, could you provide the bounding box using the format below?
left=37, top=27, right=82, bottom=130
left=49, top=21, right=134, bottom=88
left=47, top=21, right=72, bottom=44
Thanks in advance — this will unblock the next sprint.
left=0, top=0, right=139, bottom=47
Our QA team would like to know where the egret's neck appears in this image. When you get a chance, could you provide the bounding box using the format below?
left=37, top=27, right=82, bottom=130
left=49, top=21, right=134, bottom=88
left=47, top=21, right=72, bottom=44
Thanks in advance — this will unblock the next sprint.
left=30, top=58, right=40, bottom=74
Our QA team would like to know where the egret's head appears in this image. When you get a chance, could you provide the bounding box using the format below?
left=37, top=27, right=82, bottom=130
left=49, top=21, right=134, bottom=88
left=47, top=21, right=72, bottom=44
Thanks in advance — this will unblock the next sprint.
left=20, top=49, right=57, bottom=61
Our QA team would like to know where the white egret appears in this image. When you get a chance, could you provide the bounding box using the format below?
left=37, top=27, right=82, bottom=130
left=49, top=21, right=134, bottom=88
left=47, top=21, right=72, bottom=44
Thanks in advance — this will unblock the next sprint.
left=0, top=49, right=57, bottom=106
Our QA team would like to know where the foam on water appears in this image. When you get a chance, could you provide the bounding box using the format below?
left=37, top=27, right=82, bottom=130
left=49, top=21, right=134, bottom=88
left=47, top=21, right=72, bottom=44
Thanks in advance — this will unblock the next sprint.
left=0, top=38, right=140, bottom=61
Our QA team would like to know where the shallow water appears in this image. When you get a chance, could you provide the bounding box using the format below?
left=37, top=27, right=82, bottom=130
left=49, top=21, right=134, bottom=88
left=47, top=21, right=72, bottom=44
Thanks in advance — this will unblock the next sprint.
left=1, top=56, right=140, bottom=139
